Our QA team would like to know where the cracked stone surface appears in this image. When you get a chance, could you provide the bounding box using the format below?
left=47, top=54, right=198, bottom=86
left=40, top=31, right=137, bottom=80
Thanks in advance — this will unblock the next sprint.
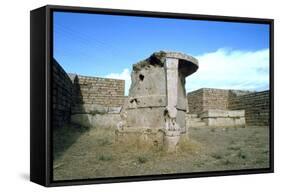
left=116, top=51, right=199, bottom=151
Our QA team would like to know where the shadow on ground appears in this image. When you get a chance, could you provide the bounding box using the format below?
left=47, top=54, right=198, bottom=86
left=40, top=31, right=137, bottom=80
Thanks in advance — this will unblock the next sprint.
left=53, top=124, right=89, bottom=161
left=53, top=75, right=91, bottom=161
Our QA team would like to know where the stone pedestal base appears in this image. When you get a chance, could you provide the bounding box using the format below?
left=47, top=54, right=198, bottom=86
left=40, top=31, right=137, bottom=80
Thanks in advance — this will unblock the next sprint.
left=200, top=109, right=246, bottom=128
left=163, top=130, right=181, bottom=152
left=115, top=127, right=185, bottom=152
left=115, top=128, right=165, bottom=148
left=116, top=51, right=199, bottom=153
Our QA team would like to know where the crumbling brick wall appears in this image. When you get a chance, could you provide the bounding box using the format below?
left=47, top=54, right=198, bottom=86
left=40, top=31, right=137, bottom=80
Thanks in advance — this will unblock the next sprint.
left=187, top=89, right=204, bottom=113
left=202, top=88, right=229, bottom=111
left=187, top=88, right=229, bottom=113
left=52, top=59, right=74, bottom=129
left=52, top=60, right=126, bottom=129
left=187, top=88, right=269, bottom=126
left=72, top=75, right=125, bottom=107
left=228, top=90, right=270, bottom=126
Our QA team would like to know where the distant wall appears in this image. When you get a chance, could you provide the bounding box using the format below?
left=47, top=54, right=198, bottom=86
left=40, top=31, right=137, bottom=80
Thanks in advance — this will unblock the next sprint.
left=228, top=90, right=270, bottom=126
left=187, top=88, right=229, bottom=113
left=187, top=89, right=203, bottom=113
left=202, top=88, right=229, bottom=111
left=187, top=88, right=269, bottom=126
left=52, top=59, right=73, bottom=129
left=72, top=75, right=125, bottom=107
left=52, top=60, right=126, bottom=129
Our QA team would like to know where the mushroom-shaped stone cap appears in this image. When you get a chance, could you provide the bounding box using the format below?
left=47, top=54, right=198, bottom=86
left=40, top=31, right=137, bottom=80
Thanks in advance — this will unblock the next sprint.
left=165, top=51, right=199, bottom=77
left=133, top=51, right=199, bottom=77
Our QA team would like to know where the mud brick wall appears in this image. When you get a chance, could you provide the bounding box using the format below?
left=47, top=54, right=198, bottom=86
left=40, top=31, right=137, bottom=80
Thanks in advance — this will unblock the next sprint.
left=73, top=75, right=125, bottom=107
left=187, top=89, right=204, bottom=113
left=52, top=60, right=126, bottom=129
left=202, top=88, right=229, bottom=111
left=187, top=88, right=229, bottom=113
left=187, top=88, right=253, bottom=114
left=52, top=59, right=74, bottom=129
left=228, top=90, right=270, bottom=126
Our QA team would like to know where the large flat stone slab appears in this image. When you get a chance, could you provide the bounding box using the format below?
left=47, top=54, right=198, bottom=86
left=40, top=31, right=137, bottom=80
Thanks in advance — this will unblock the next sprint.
left=200, top=109, right=246, bottom=128
left=200, top=109, right=245, bottom=118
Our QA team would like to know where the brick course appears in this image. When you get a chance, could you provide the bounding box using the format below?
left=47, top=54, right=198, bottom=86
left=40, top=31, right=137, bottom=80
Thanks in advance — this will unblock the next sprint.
left=187, top=88, right=270, bottom=126
left=228, top=90, right=269, bottom=126
left=52, top=60, right=125, bottom=129
left=72, top=75, right=125, bottom=107
left=52, top=59, right=73, bottom=129
left=187, top=89, right=204, bottom=113
left=187, top=88, right=229, bottom=113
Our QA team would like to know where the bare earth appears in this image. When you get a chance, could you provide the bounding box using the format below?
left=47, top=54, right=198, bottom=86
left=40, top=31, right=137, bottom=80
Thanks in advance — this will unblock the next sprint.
left=53, top=125, right=270, bottom=181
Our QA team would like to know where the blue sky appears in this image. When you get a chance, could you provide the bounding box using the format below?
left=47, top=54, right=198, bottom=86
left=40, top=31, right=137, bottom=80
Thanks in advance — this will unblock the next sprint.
left=53, top=11, right=270, bottom=95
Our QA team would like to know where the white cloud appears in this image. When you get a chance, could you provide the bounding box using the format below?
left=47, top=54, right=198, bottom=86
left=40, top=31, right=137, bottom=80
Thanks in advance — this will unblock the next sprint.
left=105, top=68, right=131, bottom=95
left=104, top=48, right=269, bottom=96
left=186, top=48, right=270, bottom=92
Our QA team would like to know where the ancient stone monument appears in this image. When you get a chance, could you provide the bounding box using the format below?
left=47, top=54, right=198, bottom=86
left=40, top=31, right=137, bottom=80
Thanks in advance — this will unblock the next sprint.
left=116, top=51, right=199, bottom=152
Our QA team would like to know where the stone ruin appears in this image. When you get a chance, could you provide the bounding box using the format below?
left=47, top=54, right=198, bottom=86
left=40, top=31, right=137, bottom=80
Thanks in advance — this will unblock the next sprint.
left=116, top=51, right=199, bottom=152
left=53, top=51, right=268, bottom=153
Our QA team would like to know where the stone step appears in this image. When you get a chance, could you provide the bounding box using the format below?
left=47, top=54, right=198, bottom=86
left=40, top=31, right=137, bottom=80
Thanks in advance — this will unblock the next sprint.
left=189, top=121, right=207, bottom=128
left=186, top=121, right=207, bottom=128
left=189, top=117, right=202, bottom=122
left=186, top=113, right=198, bottom=118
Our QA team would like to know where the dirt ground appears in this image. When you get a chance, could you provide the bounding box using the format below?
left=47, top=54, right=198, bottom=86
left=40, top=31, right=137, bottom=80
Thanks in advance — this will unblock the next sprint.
left=53, top=125, right=270, bottom=181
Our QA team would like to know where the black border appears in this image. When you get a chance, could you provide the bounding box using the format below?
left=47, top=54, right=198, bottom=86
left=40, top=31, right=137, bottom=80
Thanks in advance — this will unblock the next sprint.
left=31, top=4, right=274, bottom=187
left=30, top=6, right=47, bottom=185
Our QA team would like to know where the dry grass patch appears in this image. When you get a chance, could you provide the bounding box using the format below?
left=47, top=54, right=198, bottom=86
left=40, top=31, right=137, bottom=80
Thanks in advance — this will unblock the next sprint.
left=53, top=125, right=270, bottom=180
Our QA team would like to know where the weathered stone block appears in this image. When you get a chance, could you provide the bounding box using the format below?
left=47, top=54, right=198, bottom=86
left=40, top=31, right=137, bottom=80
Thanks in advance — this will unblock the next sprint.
left=200, top=109, right=245, bottom=118
left=200, top=109, right=246, bottom=128
left=108, top=106, right=122, bottom=114
left=116, top=51, right=199, bottom=151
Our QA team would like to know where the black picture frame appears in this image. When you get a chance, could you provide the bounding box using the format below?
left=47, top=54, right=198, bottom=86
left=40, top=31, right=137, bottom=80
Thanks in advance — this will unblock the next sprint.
left=30, top=4, right=274, bottom=187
